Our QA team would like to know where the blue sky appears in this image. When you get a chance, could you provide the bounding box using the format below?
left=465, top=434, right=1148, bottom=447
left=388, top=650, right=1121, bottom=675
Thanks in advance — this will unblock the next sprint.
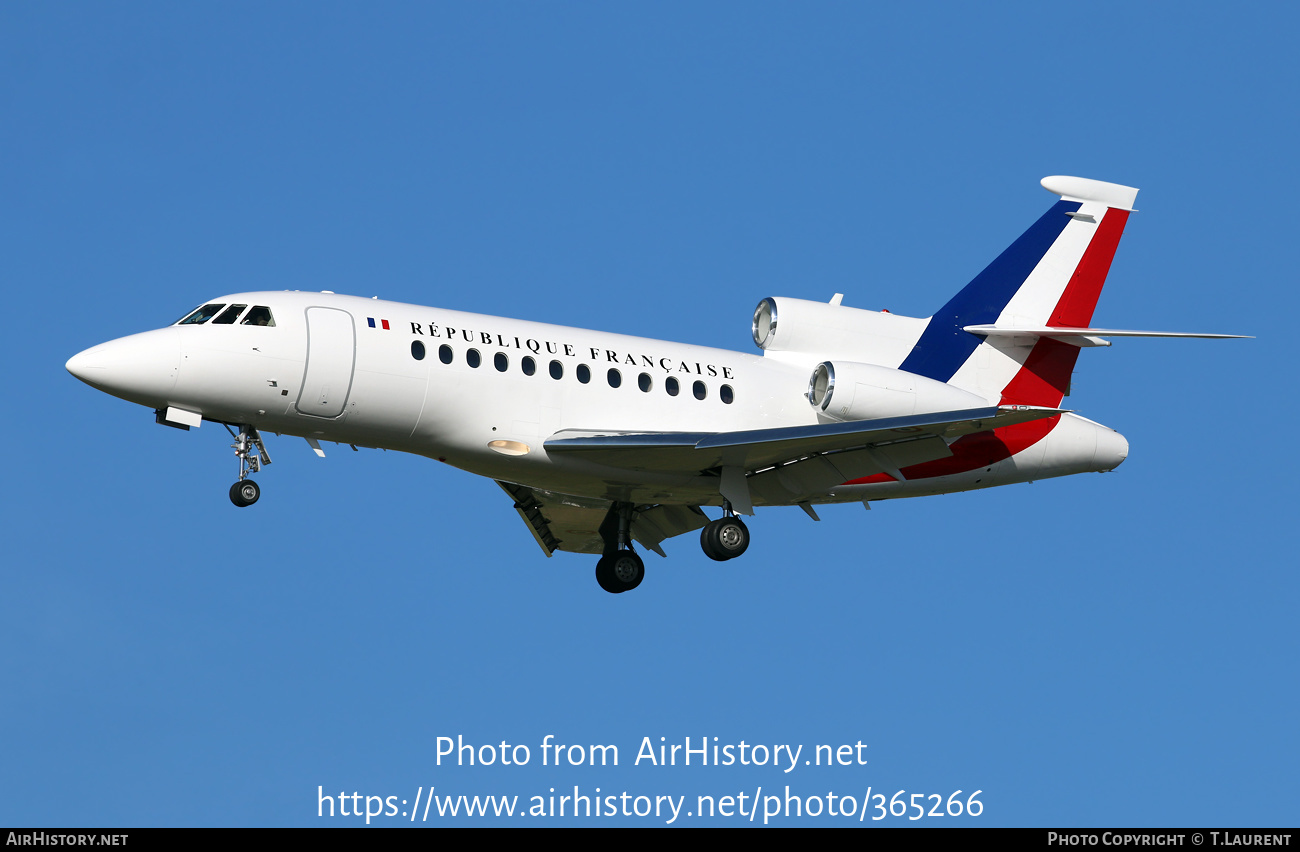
left=2, top=3, right=1295, bottom=826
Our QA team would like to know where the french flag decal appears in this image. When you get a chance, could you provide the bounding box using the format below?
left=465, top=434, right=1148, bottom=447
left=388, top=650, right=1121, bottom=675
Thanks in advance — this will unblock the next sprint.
left=367, top=318, right=391, bottom=330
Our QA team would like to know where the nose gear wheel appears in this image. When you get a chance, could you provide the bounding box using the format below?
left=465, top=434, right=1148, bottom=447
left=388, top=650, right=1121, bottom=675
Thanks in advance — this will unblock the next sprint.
left=225, top=423, right=271, bottom=507
left=229, top=479, right=260, bottom=507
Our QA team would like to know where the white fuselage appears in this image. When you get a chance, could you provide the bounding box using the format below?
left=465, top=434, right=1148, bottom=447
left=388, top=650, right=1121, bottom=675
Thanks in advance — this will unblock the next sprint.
left=66, top=290, right=1127, bottom=508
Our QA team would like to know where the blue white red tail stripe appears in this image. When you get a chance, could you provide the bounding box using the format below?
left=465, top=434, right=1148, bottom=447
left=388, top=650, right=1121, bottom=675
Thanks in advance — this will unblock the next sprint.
left=856, top=179, right=1141, bottom=483
left=998, top=208, right=1131, bottom=408
left=898, top=199, right=1081, bottom=383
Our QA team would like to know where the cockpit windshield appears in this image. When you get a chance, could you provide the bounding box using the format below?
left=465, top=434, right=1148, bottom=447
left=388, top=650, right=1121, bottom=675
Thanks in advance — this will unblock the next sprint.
left=176, top=304, right=276, bottom=327
left=177, top=304, right=225, bottom=325
left=241, top=306, right=275, bottom=326
left=211, top=304, right=248, bottom=324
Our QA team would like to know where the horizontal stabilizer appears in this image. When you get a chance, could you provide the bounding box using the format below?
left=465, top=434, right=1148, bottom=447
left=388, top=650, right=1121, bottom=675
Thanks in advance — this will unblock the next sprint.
left=544, top=405, right=1066, bottom=475
left=964, top=324, right=1250, bottom=348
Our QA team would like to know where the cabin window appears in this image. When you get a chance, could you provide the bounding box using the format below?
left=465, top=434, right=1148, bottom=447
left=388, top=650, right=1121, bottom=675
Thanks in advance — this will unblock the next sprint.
left=665, top=377, right=679, bottom=397
left=607, top=368, right=622, bottom=388
left=241, top=306, right=275, bottom=326
left=577, top=364, right=591, bottom=384
left=439, top=344, right=453, bottom=364
left=638, top=373, right=652, bottom=392
left=211, top=304, right=247, bottom=325
left=521, top=356, right=536, bottom=376
left=178, top=304, right=225, bottom=325
left=549, top=360, right=563, bottom=380
left=693, top=380, right=707, bottom=400
left=494, top=352, right=509, bottom=372
left=720, top=384, right=734, bottom=404
left=467, top=349, right=481, bottom=368
left=411, top=340, right=426, bottom=361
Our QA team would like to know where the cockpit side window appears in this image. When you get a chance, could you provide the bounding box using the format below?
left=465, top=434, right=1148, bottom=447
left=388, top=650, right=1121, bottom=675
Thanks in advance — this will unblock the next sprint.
left=241, top=306, right=276, bottom=327
left=177, top=304, right=226, bottom=325
left=211, top=304, right=248, bottom=325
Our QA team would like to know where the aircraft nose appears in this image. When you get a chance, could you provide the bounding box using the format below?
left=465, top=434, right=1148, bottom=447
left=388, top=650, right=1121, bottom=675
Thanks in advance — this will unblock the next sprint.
left=66, top=328, right=180, bottom=405
left=1094, top=427, right=1129, bottom=472
left=64, top=348, right=95, bottom=381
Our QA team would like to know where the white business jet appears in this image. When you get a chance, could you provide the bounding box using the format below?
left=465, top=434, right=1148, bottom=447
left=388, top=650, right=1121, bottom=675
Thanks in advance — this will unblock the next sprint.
left=67, top=176, right=1244, bottom=593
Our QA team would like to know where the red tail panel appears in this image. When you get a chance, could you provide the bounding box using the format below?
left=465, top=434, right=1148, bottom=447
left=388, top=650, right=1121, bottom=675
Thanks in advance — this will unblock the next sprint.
left=1049, top=209, right=1130, bottom=328
left=999, top=338, right=1079, bottom=408
left=998, top=209, right=1131, bottom=409
left=846, top=416, right=1062, bottom=484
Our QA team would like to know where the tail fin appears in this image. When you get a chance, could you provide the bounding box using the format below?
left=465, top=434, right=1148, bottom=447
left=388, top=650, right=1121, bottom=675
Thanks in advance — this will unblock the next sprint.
left=899, top=176, right=1138, bottom=408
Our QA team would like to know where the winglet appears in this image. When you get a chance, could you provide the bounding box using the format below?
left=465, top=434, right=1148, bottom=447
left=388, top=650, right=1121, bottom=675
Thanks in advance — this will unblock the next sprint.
left=1041, top=175, right=1139, bottom=211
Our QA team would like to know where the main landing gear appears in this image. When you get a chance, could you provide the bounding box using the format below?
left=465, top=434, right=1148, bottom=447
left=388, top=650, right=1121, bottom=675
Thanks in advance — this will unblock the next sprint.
left=591, top=502, right=754, bottom=592
left=595, top=502, right=644, bottom=594
left=225, top=423, right=271, bottom=507
left=596, top=550, right=644, bottom=594
left=700, top=506, right=750, bottom=562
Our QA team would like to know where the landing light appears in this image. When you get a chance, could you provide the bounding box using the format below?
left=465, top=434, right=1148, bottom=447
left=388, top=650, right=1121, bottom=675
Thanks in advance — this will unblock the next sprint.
left=488, top=440, right=530, bottom=456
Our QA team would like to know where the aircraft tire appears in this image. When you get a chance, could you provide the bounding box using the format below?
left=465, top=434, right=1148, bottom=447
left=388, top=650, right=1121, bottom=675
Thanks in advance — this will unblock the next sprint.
left=611, top=550, right=644, bottom=592
left=229, top=479, right=260, bottom=507
left=595, top=557, right=620, bottom=593
left=701, top=517, right=749, bottom=561
left=700, top=524, right=723, bottom=560
left=596, top=551, right=643, bottom=593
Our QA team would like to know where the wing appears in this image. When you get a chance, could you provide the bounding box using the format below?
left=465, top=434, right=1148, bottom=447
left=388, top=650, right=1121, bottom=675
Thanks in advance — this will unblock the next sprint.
left=543, top=405, right=1066, bottom=514
left=505, top=406, right=1061, bottom=552
left=543, top=405, right=1063, bottom=473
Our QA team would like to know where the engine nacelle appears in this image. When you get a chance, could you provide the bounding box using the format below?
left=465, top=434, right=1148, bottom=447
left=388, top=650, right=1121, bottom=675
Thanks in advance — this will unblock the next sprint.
left=752, top=297, right=928, bottom=366
left=806, top=360, right=990, bottom=422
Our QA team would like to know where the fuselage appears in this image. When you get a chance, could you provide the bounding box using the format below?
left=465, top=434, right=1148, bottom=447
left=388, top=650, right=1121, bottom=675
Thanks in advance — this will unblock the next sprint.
left=66, top=289, right=1127, bottom=508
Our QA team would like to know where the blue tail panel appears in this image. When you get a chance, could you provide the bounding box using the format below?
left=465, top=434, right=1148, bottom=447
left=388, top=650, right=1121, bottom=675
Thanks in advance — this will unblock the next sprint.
left=899, top=199, right=1081, bottom=382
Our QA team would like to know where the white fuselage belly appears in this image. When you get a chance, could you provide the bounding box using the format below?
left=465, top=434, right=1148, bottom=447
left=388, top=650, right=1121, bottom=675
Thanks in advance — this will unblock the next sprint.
left=90, top=291, right=1115, bottom=507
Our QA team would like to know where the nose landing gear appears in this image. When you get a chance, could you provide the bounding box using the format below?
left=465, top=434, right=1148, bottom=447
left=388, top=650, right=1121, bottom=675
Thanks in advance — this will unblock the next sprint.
left=225, top=423, right=271, bottom=507
left=229, top=479, right=260, bottom=507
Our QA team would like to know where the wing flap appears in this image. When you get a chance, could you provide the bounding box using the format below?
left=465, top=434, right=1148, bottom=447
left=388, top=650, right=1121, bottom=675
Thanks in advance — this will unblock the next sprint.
left=497, top=481, right=709, bottom=556
left=631, top=504, right=710, bottom=555
left=498, top=481, right=608, bottom=555
left=754, top=434, right=954, bottom=499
